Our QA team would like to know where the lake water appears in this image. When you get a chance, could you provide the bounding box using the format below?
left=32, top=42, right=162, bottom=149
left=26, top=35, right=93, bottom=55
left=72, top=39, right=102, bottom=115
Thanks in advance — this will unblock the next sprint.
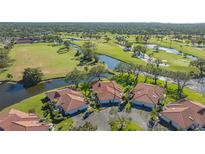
left=0, top=79, right=69, bottom=110
left=98, top=55, right=122, bottom=70
left=0, top=54, right=120, bottom=111
left=0, top=46, right=203, bottom=111
left=71, top=44, right=122, bottom=70
left=145, top=44, right=198, bottom=60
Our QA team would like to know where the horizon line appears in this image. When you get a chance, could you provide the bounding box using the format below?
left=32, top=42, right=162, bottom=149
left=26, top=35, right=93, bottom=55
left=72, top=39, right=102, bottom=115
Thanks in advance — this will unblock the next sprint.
left=1, top=21, right=205, bottom=24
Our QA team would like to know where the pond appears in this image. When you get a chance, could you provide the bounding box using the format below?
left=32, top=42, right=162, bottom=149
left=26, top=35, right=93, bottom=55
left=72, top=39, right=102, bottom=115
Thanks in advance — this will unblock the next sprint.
left=71, top=44, right=123, bottom=70
left=0, top=46, right=204, bottom=111
left=0, top=79, right=69, bottom=110
left=145, top=44, right=198, bottom=61
left=0, top=54, right=120, bottom=111
left=98, top=55, right=122, bottom=70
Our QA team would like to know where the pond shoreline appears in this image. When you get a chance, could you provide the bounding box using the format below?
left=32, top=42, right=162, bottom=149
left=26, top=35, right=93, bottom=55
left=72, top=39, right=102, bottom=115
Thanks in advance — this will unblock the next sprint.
left=0, top=76, right=66, bottom=85
left=0, top=45, right=204, bottom=111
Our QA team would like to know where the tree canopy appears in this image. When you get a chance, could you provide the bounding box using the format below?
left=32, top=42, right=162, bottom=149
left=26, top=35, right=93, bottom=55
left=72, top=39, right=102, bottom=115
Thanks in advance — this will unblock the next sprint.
left=22, top=68, right=44, bottom=87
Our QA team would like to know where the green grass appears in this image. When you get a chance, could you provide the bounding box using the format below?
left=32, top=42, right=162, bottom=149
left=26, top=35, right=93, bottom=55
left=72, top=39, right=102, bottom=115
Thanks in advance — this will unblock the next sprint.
left=138, top=74, right=205, bottom=104
left=124, top=121, right=144, bottom=131
left=0, top=86, right=73, bottom=131
left=1, top=73, right=205, bottom=131
left=0, top=43, right=79, bottom=81
left=55, top=118, right=73, bottom=131
left=0, top=93, right=45, bottom=118
left=73, top=40, right=147, bottom=66
left=146, top=49, right=194, bottom=72
left=110, top=120, right=144, bottom=131
left=72, top=39, right=195, bottom=72
left=114, top=73, right=205, bottom=105
left=149, top=38, right=205, bottom=60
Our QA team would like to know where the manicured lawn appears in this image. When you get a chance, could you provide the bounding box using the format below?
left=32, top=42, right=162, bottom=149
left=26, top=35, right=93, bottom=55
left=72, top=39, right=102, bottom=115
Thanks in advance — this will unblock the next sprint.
left=55, top=118, right=73, bottom=131
left=1, top=73, right=205, bottom=131
left=149, top=38, right=205, bottom=60
left=146, top=49, right=193, bottom=72
left=0, top=93, right=45, bottom=118
left=0, top=43, right=79, bottom=81
left=72, top=39, right=194, bottom=72
left=124, top=121, right=144, bottom=131
left=73, top=40, right=147, bottom=65
left=110, top=120, right=144, bottom=131
left=138, top=74, right=205, bottom=104
left=114, top=73, right=205, bottom=105
left=0, top=86, right=73, bottom=131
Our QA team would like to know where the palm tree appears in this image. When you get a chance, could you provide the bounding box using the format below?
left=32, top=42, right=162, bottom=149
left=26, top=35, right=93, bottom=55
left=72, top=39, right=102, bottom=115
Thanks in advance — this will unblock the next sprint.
left=180, top=45, right=183, bottom=52
left=190, top=58, right=205, bottom=77
left=131, top=64, right=142, bottom=85
left=141, top=47, right=147, bottom=58
left=171, top=71, right=191, bottom=99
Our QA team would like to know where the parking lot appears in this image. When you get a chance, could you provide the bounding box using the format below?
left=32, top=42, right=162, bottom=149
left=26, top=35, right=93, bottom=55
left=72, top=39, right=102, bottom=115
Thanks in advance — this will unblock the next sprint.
left=72, top=107, right=169, bottom=131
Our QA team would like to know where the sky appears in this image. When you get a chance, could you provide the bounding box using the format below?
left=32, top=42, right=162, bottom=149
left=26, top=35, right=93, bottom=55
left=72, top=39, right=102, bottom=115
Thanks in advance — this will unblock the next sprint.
left=0, top=0, right=205, bottom=23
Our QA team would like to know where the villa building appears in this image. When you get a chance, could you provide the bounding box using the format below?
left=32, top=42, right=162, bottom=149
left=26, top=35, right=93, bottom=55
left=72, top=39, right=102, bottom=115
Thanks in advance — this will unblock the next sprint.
left=131, top=83, right=165, bottom=110
left=0, top=109, right=50, bottom=131
left=160, top=99, right=205, bottom=130
left=92, top=81, right=123, bottom=106
left=45, top=88, right=88, bottom=116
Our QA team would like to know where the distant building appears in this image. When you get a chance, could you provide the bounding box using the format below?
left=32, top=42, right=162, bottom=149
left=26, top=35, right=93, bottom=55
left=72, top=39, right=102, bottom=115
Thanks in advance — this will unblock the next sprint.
left=15, top=37, right=40, bottom=44
left=92, top=81, right=123, bottom=106
left=131, top=83, right=165, bottom=110
left=0, top=109, right=50, bottom=131
left=45, top=88, right=88, bottom=116
left=123, top=47, right=132, bottom=51
left=68, top=38, right=81, bottom=41
left=160, top=99, right=205, bottom=130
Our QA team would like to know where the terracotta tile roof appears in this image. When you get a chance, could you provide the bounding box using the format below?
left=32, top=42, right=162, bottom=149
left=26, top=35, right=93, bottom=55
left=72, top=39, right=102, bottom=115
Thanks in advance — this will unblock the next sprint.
left=46, top=88, right=86, bottom=113
left=92, top=81, right=123, bottom=101
left=132, top=83, right=165, bottom=105
left=46, top=88, right=83, bottom=101
left=9, top=109, right=38, bottom=119
left=0, top=109, right=50, bottom=131
left=11, top=121, right=49, bottom=131
left=161, top=99, right=205, bottom=129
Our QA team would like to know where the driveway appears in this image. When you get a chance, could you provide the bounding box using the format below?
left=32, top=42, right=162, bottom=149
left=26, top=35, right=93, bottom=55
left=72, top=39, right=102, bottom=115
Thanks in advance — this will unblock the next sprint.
left=72, top=109, right=111, bottom=131
left=119, top=108, right=169, bottom=131
left=72, top=107, right=169, bottom=131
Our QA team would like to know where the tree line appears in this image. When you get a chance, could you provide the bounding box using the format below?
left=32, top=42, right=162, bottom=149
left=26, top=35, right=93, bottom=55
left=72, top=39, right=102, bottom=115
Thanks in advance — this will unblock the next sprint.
left=115, top=62, right=199, bottom=99
left=0, top=23, right=205, bottom=38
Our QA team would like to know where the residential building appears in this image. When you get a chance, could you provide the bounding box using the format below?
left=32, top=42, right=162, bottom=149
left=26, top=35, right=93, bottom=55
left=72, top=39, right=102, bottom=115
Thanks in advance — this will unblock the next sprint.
left=160, top=99, right=205, bottom=130
left=132, top=83, right=165, bottom=110
left=92, top=81, right=123, bottom=106
left=45, top=88, right=87, bottom=116
left=0, top=109, right=50, bottom=131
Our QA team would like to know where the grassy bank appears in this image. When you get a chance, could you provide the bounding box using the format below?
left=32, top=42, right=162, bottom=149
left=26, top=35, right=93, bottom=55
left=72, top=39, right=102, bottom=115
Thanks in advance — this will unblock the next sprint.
left=72, top=39, right=194, bottom=72
left=149, top=38, right=205, bottom=60
left=73, top=40, right=147, bottom=65
left=114, top=73, right=205, bottom=105
left=0, top=86, right=73, bottom=131
left=1, top=73, right=205, bottom=131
